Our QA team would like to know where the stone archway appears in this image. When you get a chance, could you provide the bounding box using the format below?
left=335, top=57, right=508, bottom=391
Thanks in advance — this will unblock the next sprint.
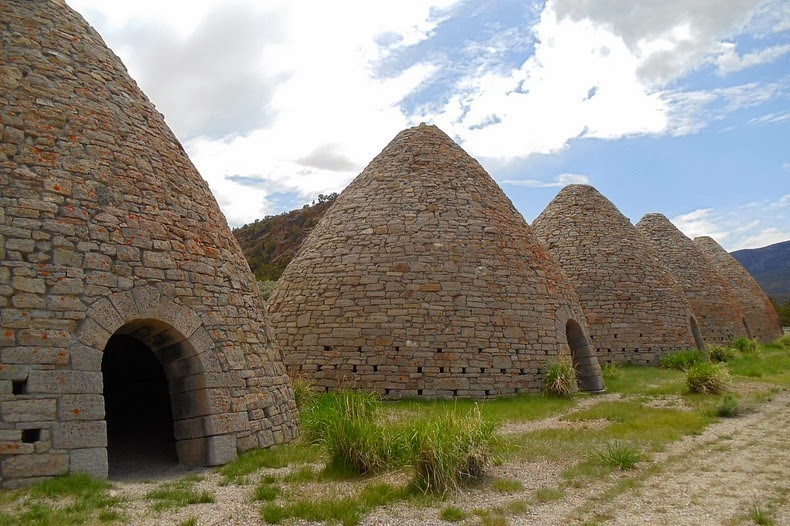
left=565, top=319, right=605, bottom=392
left=690, top=316, right=706, bottom=350
left=79, top=286, right=243, bottom=474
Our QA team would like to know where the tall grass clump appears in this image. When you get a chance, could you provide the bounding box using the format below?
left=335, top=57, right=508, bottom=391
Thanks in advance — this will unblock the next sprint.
left=543, top=358, right=577, bottom=397
left=409, top=406, right=496, bottom=494
left=707, top=345, right=736, bottom=363
left=732, top=336, right=758, bottom=354
left=777, top=334, right=790, bottom=350
left=302, top=391, right=404, bottom=474
left=659, top=349, right=705, bottom=370
left=686, top=362, right=730, bottom=394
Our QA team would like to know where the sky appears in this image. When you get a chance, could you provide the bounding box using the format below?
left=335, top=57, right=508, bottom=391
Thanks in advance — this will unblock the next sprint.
left=65, top=0, right=789, bottom=251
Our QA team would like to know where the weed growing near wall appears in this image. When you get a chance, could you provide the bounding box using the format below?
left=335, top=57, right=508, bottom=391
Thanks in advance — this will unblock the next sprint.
left=543, top=358, right=578, bottom=397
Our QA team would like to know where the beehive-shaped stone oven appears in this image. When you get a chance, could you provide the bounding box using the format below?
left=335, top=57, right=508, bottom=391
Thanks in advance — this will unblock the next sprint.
left=267, top=124, right=604, bottom=398
left=0, top=0, right=298, bottom=487
left=532, top=185, right=703, bottom=365
left=694, top=236, right=782, bottom=342
left=635, top=214, right=747, bottom=345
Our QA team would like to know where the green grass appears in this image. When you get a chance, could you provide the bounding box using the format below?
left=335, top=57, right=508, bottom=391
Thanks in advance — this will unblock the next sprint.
left=218, top=442, right=323, bottom=484
left=0, top=473, right=123, bottom=526
left=686, top=362, right=730, bottom=394
left=490, top=478, right=525, bottom=493
left=262, top=497, right=364, bottom=525
left=599, top=364, right=685, bottom=395
left=387, top=393, right=574, bottom=425
left=409, top=405, right=497, bottom=494
left=145, top=476, right=214, bottom=512
left=440, top=506, right=467, bottom=521
left=594, top=441, right=644, bottom=470
left=534, top=487, right=564, bottom=502
left=659, top=349, right=706, bottom=370
left=543, top=357, right=578, bottom=397
left=727, top=345, right=790, bottom=384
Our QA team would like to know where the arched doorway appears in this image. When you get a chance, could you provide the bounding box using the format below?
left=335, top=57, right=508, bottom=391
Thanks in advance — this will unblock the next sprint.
left=102, top=333, right=178, bottom=477
left=565, top=319, right=605, bottom=392
left=742, top=317, right=752, bottom=339
left=690, top=316, right=705, bottom=350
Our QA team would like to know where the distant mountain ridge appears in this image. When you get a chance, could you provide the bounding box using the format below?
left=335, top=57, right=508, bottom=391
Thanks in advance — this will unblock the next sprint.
left=731, top=239, right=790, bottom=303
left=233, top=194, right=336, bottom=282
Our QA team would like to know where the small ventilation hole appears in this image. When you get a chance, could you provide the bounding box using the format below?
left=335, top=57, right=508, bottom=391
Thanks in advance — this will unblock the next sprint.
left=452, top=389, right=459, bottom=397
left=417, top=389, right=423, bottom=396
left=323, top=345, right=331, bottom=351
left=394, top=346, right=400, bottom=352
left=373, top=365, right=379, bottom=372
left=437, top=348, right=443, bottom=353
left=12, top=380, right=26, bottom=395
left=500, top=368, right=506, bottom=374
left=461, top=367, right=467, bottom=373
left=22, top=429, right=40, bottom=443
left=439, top=367, right=445, bottom=373
left=477, top=348, right=483, bottom=353
left=417, top=366, right=423, bottom=373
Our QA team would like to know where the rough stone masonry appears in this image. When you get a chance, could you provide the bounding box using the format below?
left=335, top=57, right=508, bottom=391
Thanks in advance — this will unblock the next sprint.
left=694, top=236, right=782, bottom=342
left=0, top=0, right=298, bottom=487
left=532, top=184, right=703, bottom=365
left=268, top=124, right=604, bottom=398
left=636, top=214, right=748, bottom=345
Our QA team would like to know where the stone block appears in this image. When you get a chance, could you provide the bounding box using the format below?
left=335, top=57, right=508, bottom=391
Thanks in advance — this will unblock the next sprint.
left=52, top=421, right=106, bottom=449
left=201, top=412, right=248, bottom=436
left=86, top=297, right=123, bottom=334
left=69, top=448, right=108, bottom=478
left=27, top=370, right=103, bottom=394
left=2, top=453, right=69, bottom=478
left=69, top=343, right=103, bottom=371
left=205, top=434, right=237, bottom=466
left=57, top=394, right=104, bottom=420
left=76, top=318, right=111, bottom=350
left=2, top=347, right=69, bottom=365
left=0, top=398, right=56, bottom=422
left=0, top=365, right=29, bottom=381
left=176, top=437, right=207, bottom=466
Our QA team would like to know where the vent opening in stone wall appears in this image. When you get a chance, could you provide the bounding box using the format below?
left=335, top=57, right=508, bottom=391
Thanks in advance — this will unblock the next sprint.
left=565, top=319, right=605, bottom=393
left=12, top=379, right=27, bottom=395
left=690, top=317, right=705, bottom=351
left=102, top=333, right=178, bottom=477
left=21, top=429, right=41, bottom=443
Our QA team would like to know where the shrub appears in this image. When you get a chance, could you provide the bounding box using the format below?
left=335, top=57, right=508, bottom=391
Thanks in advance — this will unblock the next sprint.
left=543, top=358, right=577, bottom=397
left=686, top=363, right=730, bottom=394
left=707, top=345, right=736, bottom=363
left=715, top=393, right=741, bottom=417
left=776, top=334, right=790, bottom=349
left=659, top=349, right=705, bottom=370
left=732, top=336, right=758, bottom=354
left=595, top=441, right=643, bottom=470
left=409, top=406, right=496, bottom=494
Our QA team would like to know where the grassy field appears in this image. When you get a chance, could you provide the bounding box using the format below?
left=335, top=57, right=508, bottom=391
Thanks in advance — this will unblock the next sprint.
left=0, top=338, right=787, bottom=525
